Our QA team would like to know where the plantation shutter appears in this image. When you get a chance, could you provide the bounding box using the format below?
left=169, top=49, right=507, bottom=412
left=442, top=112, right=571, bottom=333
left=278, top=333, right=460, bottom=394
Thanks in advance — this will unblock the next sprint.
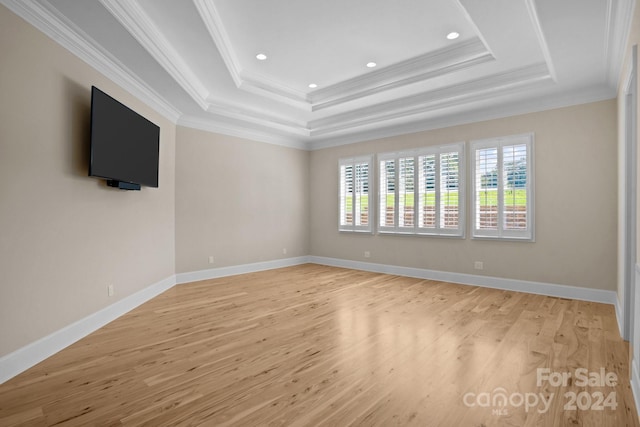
left=502, top=144, right=528, bottom=231
left=471, top=134, right=534, bottom=240
left=398, top=157, right=415, bottom=230
left=339, top=163, right=354, bottom=227
left=339, top=156, right=373, bottom=233
left=378, top=143, right=464, bottom=236
left=378, top=156, right=396, bottom=231
left=474, top=146, right=499, bottom=234
left=418, top=154, right=437, bottom=230
left=439, top=151, right=461, bottom=231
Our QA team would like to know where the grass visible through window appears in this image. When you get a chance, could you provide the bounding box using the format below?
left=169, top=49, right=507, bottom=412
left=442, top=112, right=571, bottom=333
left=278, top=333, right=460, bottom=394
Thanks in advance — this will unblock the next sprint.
left=477, top=189, right=527, bottom=206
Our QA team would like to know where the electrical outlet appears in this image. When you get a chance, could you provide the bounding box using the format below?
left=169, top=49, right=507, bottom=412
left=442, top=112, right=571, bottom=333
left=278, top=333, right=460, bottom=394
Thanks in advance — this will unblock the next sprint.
left=107, top=284, right=114, bottom=297
left=364, top=251, right=371, bottom=258
left=282, top=248, right=287, bottom=255
left=474, top=261, right=484, bottom=270
left=208, top=256, right=215, bottom=264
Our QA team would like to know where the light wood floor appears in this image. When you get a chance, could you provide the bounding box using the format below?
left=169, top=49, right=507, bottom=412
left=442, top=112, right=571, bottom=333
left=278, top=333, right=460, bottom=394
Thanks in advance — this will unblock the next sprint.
left=0, top=264, right=638, bottom=426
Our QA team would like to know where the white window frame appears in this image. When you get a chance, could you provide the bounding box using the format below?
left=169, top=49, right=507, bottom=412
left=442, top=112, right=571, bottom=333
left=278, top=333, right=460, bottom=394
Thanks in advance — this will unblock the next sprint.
left=470, top=133, right=535, bottom=241
left=338, top=155, right=374, bottom=233
left=377, top=143, right=465, bottom=237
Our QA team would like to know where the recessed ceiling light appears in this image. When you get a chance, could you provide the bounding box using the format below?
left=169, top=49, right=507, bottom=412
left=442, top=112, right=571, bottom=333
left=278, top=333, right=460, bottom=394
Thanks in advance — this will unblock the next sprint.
left=366, top=62, right=377, bottom=68
left=308, top=83, right=318, bottom=89
left=446, top=32, right=460, bottom=40
left=256, top=53, right=267, bottom=60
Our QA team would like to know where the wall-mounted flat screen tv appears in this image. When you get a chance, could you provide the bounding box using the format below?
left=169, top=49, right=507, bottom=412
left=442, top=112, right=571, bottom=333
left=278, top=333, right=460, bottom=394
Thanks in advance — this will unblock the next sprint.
left=89, top=86, right=160, bottom=190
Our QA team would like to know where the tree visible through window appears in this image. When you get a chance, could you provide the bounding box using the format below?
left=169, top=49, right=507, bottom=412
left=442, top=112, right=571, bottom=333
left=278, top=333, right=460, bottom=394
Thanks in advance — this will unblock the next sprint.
left=471, top=134, right=534, bottom=240
left=378, top=143, right=465, bottom=236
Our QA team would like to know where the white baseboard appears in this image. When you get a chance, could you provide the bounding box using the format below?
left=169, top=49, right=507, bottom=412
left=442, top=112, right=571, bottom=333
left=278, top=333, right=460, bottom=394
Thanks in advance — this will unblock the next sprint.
left=633, top=264, right=640, bottom=420
left=308, top=256, right=618, bottom=305
left=0, top=256, right=313, bottom=385
left=175, top=256, right=311, bottom=284
left=615, top=296, right=625, bottom=339
left=304, top=259, right=633, bottom=422
left=0, top=255, right=621, bottom=386
left=0, top=275, right=176, bottom=385
left=632, top=360, right=640, bottom=418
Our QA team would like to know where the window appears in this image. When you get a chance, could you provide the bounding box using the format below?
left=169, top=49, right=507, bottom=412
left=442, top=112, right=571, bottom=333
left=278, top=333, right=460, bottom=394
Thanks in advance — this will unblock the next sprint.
left=378, top=143, right=464, bottom=236
left=339, top=156, right=373, bottom=232
left=471, top=134, right=534, bottom=240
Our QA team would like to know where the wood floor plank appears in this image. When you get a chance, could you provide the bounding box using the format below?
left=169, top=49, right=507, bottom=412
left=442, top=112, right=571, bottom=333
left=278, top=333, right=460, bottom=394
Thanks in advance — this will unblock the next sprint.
left=0, top=264, right=637, bottom=426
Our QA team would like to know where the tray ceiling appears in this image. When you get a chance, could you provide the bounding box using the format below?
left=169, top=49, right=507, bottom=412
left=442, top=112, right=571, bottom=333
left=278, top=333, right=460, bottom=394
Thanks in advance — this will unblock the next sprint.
left=1, top=0, right=634, bottom=149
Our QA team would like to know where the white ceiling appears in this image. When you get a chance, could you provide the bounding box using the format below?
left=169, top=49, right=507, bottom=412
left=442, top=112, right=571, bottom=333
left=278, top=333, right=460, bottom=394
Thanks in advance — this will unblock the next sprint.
left=2, top=0, right=634, bottom=149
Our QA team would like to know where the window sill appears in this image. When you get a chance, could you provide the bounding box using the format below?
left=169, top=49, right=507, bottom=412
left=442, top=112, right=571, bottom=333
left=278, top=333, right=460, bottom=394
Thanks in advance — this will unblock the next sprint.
left=339, top=229, right=374, bottom=234
left=471, top=234, right=534, bottom=242
left=378, top=231, right=464, bottom=239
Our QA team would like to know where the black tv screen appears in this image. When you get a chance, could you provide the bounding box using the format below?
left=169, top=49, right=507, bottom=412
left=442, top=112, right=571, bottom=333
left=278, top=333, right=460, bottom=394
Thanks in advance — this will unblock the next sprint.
left=89, top=86, right=160, bottom=188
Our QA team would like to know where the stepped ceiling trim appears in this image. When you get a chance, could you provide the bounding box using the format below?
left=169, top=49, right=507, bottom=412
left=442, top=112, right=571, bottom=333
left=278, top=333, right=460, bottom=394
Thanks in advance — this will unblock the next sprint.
left=309, top=63, right=554, bottom=136
left=1, top=0, right=634, bottom=149
left=604, top=0, right=636, bottom=89
left=100, top=0, right=210, bottom=110
left=309, top=38, right=495, bottom=112
left=1, top=0, right=181, bottom=121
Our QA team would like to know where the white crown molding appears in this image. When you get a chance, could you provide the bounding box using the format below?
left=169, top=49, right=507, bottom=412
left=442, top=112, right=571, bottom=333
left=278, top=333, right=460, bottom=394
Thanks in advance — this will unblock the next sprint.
left=177, top=115, right=311, bottom=150
left=102, top=0, right=310, bottom=112
left=310, top=63, right=553, bottom=136
left=237, top=71, right=310, bottom=109
left=59, top=0, right=313, bottom=143
left=310, top=38, right=494, bottom=111
left=524, top=0, right=557, bottom=82
left=0, top=0, right=181, bottom=122
left=99, top=0, right=210, bottom=110
left=205, top=100, right=309, bottom=136
left=192, top=0, right=242, bottom=88
left=0, top=0, right=307, bottom=145
left=604, top=0, right=636, bottom=90
left=2, top=0, right=628, bottom=151
left=179, top=63, right=555, bottom=147
left=193, top=0, right=310, bottom=109
left=193, top=1, right=501, bottom=112
left=309, top=84, right=615, bottom=150
left=182, top=68, right=614, bottom=151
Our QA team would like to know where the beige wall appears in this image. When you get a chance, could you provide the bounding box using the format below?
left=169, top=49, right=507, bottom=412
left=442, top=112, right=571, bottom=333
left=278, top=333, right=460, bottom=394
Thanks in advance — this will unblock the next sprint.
left=310, top=100, right=618, bottom=290
left=0, top=6, right=176, bottom=357
left=175, top=127, right=309, bottom=273
left=0, top=1, right=623, bottom=362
